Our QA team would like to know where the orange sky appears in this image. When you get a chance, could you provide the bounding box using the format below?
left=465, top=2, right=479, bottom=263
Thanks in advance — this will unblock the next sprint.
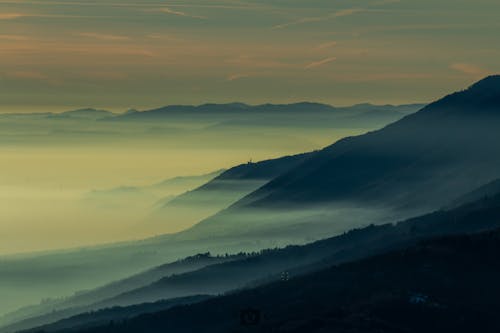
left=1, top=0, right=499, bottom=112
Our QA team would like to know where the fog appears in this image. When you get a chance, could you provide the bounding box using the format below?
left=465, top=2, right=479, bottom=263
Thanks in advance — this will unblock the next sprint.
left=0, top=113, right=372, bottom=255
left=0, top=105, right=416, bottom=320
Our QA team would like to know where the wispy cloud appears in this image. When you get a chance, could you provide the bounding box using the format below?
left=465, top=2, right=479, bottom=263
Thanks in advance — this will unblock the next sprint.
left=6, top=71, right=47, bottom=80
left=226, top=73, right=251, bottom=81
left=0, top=1, right=270, bottom=11
left=79, top=71, right=128, bottom=80
left=372, top=0, right=401, bottom=5
left=450, top=62, right=488, bottom=76
left=158, top=7, right=206, bottom=19
left=79, top=32, right=130, bottom=41
left=305, top=56, right=337, bottom=69
left=0, top=12, right=115, bottom=20
left=317, top=41, right=337, bottom=49
left=335, top=8, right=365, bottom=18
left=225, top=55, right=293, bottom=70
left=273, top=8, right=364, bottom=30
left=0, top=13, right=28, bottom=20
left=0, top=34, right=29, bottom=40
left=147, top=33, right=178, bottom=41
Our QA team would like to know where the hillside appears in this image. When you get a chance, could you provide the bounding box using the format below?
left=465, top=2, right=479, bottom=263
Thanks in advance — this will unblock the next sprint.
left=9, top=189, right=500, bottom=333
left=246, top=76, right=500, bottom=209
left=152, top=153, right=313, bottom=231
left=176, top=76, right=500, bottom=241
left=41, top=228, right=500, bottom=333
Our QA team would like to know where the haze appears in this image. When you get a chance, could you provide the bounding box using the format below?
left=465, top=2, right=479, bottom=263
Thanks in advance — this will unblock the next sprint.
left=0, top=110, right=371, bottom=254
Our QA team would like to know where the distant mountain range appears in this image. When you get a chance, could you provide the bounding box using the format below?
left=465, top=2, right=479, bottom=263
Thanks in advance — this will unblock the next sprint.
left=0, top=103, right=424, bottom=124
left=107, top=102, right=424, bottom=130
left=113, top=102, right=422, bottom=119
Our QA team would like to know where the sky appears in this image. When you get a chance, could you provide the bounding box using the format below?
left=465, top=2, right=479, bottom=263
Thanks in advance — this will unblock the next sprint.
left=1, top=0, right=499, bottom=112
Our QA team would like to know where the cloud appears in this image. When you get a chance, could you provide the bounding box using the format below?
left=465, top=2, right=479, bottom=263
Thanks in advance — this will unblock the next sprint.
left=225, top=55, right=293, bottom=70
left=317, top=41, right=337, bottom=49
left=0, top=12, right=115, bottom=20
left=0, top=13, right=28, bottom=20
left=273, top=16, right=322, bottom=30
left=147, top=33, right=178, bottom=41
left=158, top=7, right=206, bottom=19
left=0, top=1, right=270, bottom=11
left=334, top=9, right=364, bottom=18
left=450, top=62, right=488, bottom=76
left=79, top=33, right=130, bottom=41
left=305, top=56, right=337, bottom=69
left=0, top=34, right=29, bottom=40
left=79, top=71, right=129, bottom=80
left=226, top=73, right=250, bottom=81
left=6, top=71, right=47, bottom=80
left=372, top=0, right=401, bottom=5
left=273, top=8, right=364, bottom=30
left=333, top=72, right=434, bottom=82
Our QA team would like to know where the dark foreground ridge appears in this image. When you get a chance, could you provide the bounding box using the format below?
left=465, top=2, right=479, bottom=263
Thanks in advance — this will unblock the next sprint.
left=19, top=188, right=500, bottom=333
left=42, top=227, right=500, bottom=333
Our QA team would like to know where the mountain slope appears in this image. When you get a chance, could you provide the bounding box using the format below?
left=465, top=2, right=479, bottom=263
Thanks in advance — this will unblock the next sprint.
left=45, top=228, right=500, bottom=333
left=152, top=153, right=313, bottom=231
left=0, top=254, right=236, bottom=330
left=176, top=76, right=500, bottom=242
left=11, top=189, right=500, bottom=333
left=446, top=178, right=500, bottom=209
left=20, top=296, right=211, bottom=333
left=242, top=76, right=500, bottom=209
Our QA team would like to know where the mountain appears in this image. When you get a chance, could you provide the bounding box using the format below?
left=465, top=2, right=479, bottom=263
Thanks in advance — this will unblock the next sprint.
left=84, top=170, right=224, bottom=212
left=109, top=102, right=424, bottom=129
left=47, top=109, right=116, bottom=120
left=151, top=170, right=225, bottom=192
left=35, top=226, right=500, bottom=333
left=151, top=153, right=313, bottom=231
left=174, top=76, right=500, bottom=242
left=0, top=254, right=238, bottom=331
left=20, top=296, right=211, bottom=333
left=446, top=178, right=500, bottom=209
left=0, top=102, right=424, bottom=319
left=9, top=188, right=500, bottom=333
left=243, top=76, right=500, bottom=209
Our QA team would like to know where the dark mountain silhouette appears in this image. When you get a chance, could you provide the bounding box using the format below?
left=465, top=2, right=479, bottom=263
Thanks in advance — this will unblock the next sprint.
left=109, top=102, right=423, bottom=129
left=171, top=75, right=500, bottom=244
left=150, top=76, right=500, bottom=243
left=238, top=75, right=500, bottom=209
left=161, top=153, right=312, bottom=207
left=10, top=189, right=500, bottom=333
left=111, top=102, right=366, bottom=119
left=33, top=226, right=500, bottom=333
